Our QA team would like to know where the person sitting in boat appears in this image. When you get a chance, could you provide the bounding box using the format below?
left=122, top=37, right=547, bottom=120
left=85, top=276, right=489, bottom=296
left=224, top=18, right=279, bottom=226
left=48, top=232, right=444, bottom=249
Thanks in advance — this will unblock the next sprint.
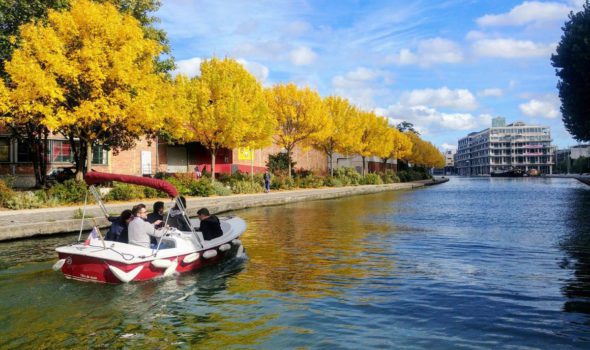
left=147, top=201, right=165, bottom=227
left=196, top=208, right=223, bottom=240
left=105, top=209, right=133, bottom=243
left=128, top=204, right=165, bottom=249
left=167, top=196, right=192, bottom=232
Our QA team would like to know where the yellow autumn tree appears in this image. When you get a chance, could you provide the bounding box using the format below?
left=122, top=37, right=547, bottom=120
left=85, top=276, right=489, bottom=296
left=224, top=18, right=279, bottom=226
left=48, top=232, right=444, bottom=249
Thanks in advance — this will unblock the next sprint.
left=182, top=57, right=272, bottom=181
left=5, top=0, right=164, bottom=179
left=1, top=29, right=67, bottom=186
left=315, top=96, right=363, bottom=176
left=351, top=111, right=392, bottom=175
left=381, top=127, right=413, bottom=171
left=155, top=74, right=193, bottom=143
left=266, top=83, right=332, bottom=177
left=404, top=132, right=445, bottom=168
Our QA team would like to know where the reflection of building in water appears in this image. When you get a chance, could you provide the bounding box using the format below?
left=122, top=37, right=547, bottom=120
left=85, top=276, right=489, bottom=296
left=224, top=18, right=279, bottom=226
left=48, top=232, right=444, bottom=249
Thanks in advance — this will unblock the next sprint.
left=560, top=190, right=590, bottom=314
left=444, top=149, right=456, bottom=175
left=456, top=118, right=554, bottom=176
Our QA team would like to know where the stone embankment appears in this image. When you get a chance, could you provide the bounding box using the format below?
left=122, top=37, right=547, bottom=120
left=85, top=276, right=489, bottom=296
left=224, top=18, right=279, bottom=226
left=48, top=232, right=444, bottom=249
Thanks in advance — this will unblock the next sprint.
left=0, top=178, right=449, bottom=241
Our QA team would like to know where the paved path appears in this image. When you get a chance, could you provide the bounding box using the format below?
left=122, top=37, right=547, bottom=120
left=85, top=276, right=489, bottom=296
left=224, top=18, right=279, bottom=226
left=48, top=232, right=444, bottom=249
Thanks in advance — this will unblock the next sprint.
left=0, top=178, right=448, bottom=241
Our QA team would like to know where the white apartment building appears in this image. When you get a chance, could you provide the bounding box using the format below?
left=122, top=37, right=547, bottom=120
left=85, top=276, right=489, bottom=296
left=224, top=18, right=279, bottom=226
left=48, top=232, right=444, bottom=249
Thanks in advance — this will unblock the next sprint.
left=456, top=119, right=554, bottom=176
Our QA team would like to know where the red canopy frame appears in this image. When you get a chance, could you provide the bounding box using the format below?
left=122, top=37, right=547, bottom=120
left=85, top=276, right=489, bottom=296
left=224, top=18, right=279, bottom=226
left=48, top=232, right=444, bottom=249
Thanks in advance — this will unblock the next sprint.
left=84, top=171, right=178, bottom=198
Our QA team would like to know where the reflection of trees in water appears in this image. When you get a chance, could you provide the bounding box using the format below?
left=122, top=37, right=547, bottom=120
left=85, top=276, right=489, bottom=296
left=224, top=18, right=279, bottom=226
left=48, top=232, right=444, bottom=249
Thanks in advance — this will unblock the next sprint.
left=560, top=189, right=590, bottom=314
left=234, top=193, right=398, bottom=298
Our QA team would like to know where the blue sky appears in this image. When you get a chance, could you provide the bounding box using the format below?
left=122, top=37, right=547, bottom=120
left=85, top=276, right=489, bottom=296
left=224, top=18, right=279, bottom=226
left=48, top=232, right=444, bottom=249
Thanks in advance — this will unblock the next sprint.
left=156, top=0, right=586, bottom=150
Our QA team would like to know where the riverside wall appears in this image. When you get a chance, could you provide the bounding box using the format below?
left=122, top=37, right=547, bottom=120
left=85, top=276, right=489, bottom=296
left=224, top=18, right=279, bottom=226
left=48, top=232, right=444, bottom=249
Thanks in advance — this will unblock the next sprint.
left=0, top=178, right=449, bottom=241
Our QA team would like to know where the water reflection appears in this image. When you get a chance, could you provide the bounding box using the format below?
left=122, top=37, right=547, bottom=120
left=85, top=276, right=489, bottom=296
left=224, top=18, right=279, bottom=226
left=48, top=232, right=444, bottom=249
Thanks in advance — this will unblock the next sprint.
left=560, top=188, right=590, bottom=315
left=233, top=194, right=398, bottom=298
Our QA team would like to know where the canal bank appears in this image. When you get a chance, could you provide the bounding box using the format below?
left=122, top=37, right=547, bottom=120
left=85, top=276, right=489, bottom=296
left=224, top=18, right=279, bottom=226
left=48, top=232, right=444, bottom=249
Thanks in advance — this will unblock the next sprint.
left=0, top=178, right=448, bottom=241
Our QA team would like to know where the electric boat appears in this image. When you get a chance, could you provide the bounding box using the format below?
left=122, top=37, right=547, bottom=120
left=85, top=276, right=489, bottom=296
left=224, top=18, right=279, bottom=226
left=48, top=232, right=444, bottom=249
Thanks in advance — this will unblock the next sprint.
left=53, top=171, right=246, bottom=284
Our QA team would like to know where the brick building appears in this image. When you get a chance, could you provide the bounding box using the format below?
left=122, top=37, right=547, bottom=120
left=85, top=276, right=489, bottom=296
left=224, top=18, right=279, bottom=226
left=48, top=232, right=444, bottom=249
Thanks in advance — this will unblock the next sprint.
left=0, top=132, right=328, bottom=187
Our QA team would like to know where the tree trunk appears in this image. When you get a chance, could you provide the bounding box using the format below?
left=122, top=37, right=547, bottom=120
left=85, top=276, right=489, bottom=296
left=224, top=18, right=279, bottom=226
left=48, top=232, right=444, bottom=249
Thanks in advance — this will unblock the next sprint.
left=86, top=142, right=93, bottom=175
left=210, top=150, right=216, bottom=182
left=287, top=147, right=292, bottom=178
left=329, top=152, right=333, bottom=177
left=250, top=149, right=254, bottom=182
left=362, top=156, right=366, bottom=176
left=382, top=157, right=388, bottom=172
left=39, top=128, right=49, bottom=187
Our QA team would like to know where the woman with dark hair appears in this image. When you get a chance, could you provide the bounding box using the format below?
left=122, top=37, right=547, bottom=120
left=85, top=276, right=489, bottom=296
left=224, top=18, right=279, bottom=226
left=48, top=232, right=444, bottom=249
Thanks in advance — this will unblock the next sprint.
left=105, top=209, right=133, bottom=243
left=167, top=196, right=192, bottom=232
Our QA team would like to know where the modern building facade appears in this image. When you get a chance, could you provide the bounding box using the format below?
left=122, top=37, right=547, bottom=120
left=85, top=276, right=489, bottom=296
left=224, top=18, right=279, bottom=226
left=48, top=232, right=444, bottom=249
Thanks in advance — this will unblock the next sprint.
left=456, top=119, right=554, bottom=176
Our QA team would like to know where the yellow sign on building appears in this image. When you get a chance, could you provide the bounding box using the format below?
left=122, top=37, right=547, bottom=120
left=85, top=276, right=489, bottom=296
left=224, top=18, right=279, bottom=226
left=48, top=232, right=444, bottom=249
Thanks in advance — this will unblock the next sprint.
left=238, top=147, right=253, bottom=161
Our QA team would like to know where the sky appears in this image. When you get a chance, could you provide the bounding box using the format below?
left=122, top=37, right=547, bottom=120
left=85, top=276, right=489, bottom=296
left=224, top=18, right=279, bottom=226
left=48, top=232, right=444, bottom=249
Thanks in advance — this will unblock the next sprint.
left=155, top=0, right=587, bottom=150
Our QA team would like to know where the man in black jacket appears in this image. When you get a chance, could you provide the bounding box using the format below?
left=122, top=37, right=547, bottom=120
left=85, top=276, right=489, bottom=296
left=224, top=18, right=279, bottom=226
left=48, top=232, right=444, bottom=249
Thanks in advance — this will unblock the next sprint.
left=196, top=208, right=223, bottom=240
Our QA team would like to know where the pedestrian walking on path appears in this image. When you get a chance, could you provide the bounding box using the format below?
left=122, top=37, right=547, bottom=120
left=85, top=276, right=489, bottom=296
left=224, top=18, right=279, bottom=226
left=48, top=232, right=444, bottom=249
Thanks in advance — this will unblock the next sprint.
left=263, top=171, right=271, bottom=193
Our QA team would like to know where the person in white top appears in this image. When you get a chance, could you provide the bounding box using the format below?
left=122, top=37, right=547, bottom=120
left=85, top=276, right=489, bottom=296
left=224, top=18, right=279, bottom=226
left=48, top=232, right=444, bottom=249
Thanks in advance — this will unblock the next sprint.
left=128, top=204, right=164, bottom=248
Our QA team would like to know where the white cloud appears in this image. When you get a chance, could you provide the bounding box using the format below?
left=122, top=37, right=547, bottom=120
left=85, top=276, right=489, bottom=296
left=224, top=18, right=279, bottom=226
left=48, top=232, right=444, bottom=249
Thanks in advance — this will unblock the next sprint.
left=399, top=87, right=478, bottom=111
left=388, top=38, right=463, bottom=67
left=236, top=58, right=270, bottom=83
left=284, top=21, right=312, bottom=37
left=519, top=98, right=560, bottom=119
left=472, top=39, right=556, bottom=58
left=290, top=46, right=317, bottom=66
left=332, top=67, right=392, bottom=108
left=378, top=103, right=490, bottom=132
left=476, top=1, right=573, bottom=27
left=465, top=30, right=488, bottom=41
left=441, top=143, right=458, bottom=150
left=172, top=57, right=202, bottom=77
left=478, top=88, right=504, bottom=97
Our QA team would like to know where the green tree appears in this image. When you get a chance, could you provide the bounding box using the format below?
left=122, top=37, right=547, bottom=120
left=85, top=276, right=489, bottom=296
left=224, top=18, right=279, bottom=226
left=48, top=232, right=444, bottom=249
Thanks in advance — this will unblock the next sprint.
left=396, top=121, right=420, bottom=135
left=551, top=0, right=590, bottom=142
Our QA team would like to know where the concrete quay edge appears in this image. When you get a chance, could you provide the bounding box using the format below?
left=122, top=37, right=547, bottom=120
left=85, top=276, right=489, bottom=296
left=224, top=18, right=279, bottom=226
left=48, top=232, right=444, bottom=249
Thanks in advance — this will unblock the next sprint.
left=0, top=178, right=448, bottom=241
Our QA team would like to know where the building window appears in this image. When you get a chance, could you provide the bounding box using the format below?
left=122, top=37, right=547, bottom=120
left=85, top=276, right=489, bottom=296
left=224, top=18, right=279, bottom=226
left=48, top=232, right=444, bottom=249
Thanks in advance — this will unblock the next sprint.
left=0, top=138, right=9, bottom=162
left=17, top=140, right=32, bottom=163
left=92, top=145, right=108, bottom=165
left=50, top=140, right=73, bottom=163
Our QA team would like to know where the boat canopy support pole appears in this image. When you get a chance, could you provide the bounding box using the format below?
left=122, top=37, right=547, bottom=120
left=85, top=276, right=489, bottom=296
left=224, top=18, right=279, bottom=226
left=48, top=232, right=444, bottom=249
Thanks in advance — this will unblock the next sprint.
left=89, top=185, right=109, bottom=219
left=77, top=191, right=89, bottom=242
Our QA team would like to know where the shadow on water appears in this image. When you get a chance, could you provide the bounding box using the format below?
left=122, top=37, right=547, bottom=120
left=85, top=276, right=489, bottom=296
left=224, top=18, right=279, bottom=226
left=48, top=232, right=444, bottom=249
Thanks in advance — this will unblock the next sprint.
left=560, top=187, right=590, bottom=315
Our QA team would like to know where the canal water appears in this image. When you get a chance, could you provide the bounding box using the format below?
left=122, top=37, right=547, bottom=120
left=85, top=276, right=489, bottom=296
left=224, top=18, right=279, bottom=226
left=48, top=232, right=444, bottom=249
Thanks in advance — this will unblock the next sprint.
left=1, top=177, right=589, bottom=349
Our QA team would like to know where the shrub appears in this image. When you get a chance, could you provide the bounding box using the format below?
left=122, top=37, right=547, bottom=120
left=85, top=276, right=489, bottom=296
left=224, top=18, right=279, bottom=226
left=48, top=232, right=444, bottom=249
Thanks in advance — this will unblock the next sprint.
left=271, top=175, right=294, bottom=190
left=0, top=179, right=15, bottom=208
left=324, top=176, right=343, bottom=187
left=4, top=191, right=44, bottom=209
left=0, top=175, right=16, bottom=189
left=362, top=173, right=383, bottom=185
left=212, top=181, right=232, bottom=196
left=397, top=168, right=431, bottom=182
left=380, top=170, right=400, bottom=184
left=143, top=186, right=166, bottom=198
left=335, top=167, right=362, bottom=186
left=267, top=152, right=296, bottom=176
left=231, top=180, right=264, bottom=194
left=48, top=179, right=88, bottom=203
left=294, top=175, right=324, bottom=188
left=187, top=178, right=215, bottom=197
left=106, top=183, right=145, bottom=201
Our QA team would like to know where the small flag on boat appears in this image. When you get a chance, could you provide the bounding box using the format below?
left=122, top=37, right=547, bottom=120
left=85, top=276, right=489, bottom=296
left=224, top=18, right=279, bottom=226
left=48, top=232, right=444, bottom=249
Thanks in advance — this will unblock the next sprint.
left=84, top=227, right=100, bottom=246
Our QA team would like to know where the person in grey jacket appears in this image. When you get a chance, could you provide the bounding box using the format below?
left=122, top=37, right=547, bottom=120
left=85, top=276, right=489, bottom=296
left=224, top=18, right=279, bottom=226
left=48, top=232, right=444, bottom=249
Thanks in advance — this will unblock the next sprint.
left=128, top=204, right=164, bottom=248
